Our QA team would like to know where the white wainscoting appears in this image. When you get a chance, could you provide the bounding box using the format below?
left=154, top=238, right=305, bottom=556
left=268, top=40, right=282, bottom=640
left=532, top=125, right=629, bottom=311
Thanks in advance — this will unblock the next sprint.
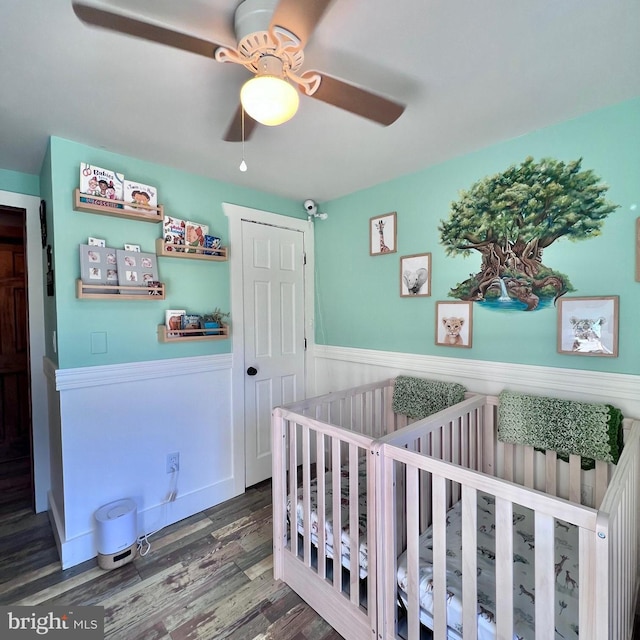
left=312, top=345, right=640, bottom=418
left=46, top=354, right=239, bottom=569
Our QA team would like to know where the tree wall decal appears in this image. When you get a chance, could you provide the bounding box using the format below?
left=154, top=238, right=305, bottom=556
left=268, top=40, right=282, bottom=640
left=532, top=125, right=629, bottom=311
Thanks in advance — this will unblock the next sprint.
left=439, top=156, right=619, bottom=310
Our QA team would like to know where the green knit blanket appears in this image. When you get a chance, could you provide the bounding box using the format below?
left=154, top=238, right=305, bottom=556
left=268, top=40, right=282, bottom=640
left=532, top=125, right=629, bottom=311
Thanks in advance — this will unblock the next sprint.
left=392, top=376, right=467, bottom=420
left=498, top=391, right=624, bottom=468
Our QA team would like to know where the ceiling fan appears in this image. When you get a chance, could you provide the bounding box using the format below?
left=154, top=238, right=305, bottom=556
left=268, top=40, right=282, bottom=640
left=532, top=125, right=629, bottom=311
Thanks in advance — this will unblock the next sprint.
left=71, top=0, right=406, bottom=142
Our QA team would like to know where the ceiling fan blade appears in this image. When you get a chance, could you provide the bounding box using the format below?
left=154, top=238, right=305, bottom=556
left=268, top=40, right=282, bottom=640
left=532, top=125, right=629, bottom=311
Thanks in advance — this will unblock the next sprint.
left=72, top=2, right=224, bottom=58
left=304, top=72, right=405, bottom=126
left=269, top=0, right=335, bottom=49
left=223, top=106, right=259, bottom=142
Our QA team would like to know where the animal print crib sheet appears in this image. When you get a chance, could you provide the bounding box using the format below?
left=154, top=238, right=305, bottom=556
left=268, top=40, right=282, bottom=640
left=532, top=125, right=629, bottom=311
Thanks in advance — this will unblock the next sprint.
left=396, top=494, right=579, bottom=640
left=287, top=459, right=369, bottom=579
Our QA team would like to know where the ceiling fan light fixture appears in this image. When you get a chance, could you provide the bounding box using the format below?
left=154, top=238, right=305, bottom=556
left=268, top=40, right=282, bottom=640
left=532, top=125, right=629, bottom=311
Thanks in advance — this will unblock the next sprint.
left=240, top=55, right=299, bottom=127
left=240, top=74, right=299, bottom=126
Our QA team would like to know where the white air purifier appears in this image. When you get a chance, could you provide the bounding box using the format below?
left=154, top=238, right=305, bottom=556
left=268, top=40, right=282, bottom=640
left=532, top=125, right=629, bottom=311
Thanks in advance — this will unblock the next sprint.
left=94, top=498, right=137, bottom=570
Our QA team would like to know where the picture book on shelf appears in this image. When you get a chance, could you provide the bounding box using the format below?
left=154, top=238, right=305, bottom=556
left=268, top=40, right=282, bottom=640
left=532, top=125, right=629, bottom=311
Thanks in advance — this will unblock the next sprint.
left=123, top=180, right=158, bottom=212
left=204, top=234, right=222, bottom=255
left=181, top=314, right=202, bottom=331
left=79, top=163, right=124, bottom=203
left=165, top=310, right=186, bottom=336
left=79, top=244, right=119, bottom=294
left=185, top=221, right=208, bottom=253
left=162, top=216, right=186, bottom=252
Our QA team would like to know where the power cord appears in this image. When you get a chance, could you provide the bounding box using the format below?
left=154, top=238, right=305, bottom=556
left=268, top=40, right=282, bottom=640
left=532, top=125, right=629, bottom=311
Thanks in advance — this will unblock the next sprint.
left=136, top=464, right=179, bottom=556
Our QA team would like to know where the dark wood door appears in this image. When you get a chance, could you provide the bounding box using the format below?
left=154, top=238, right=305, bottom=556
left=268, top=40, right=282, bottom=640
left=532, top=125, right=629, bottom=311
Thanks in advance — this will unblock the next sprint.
left=0, top=207, right=31, bottom=506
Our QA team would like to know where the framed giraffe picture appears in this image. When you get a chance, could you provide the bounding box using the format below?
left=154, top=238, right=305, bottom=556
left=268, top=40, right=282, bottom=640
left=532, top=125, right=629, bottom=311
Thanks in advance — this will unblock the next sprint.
left=370, top=212, right=397, bottom=256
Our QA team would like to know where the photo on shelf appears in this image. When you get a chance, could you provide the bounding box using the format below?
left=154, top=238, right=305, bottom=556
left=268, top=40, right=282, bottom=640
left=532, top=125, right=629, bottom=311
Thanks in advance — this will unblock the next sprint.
left=116, top=249, right=158, bottom=295
left=79, top=244, right=119, bottom=294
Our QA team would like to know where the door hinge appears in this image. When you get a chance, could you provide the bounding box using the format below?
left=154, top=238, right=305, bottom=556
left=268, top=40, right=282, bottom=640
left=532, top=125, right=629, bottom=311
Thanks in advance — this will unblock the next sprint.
left=304, top=337, right=307, bottom=350
left=303, top=252, right=307, bottom=266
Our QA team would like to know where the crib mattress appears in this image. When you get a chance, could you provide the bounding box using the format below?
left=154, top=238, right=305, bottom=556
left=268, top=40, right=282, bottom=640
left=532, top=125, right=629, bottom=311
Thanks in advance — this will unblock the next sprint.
left=397, top=494, right=579, bottom=640
left=287, top=459, right=369, bottom=579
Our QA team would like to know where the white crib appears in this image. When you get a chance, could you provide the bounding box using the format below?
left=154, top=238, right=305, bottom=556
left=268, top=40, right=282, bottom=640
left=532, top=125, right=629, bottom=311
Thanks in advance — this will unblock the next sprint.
left=272, top=383, right=640, bottom=640
left=376, top=394, right=640, bottom=640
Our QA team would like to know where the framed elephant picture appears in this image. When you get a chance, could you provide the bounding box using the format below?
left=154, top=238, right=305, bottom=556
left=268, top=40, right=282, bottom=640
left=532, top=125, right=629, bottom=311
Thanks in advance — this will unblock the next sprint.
left=400, top=253, right=431, bottom=297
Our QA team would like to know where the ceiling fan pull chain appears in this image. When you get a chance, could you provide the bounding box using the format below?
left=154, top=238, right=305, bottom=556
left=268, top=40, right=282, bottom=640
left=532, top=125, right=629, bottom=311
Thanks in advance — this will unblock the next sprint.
left=239, top=107, right=248, bottom=172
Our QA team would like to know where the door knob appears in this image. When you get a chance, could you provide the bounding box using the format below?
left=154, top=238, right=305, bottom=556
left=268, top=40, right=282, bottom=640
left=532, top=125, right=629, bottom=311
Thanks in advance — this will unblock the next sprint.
left=247, top=366, right=258, bottom=376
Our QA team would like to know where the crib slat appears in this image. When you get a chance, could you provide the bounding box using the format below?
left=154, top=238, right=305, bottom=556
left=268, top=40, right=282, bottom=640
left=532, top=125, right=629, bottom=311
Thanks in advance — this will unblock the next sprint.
left=432, top=475, right=447, bottom=640
left=534, top=512, right=554, bottom=640
left=579, top=527, right=598, bottom=639
left=406, top=465, right=420, bottom=640
left=332, top=437, right=342, bottom=590
left=495, top=497, right=513, bottom=639
left=349, top=443, right=359, bottom=605
left=316, top=433, right=327, bottom=578
left=302, top=426, right=312, bottom=566
left=594, top=460, right=608, bottom=509
left=569, top=454, right=581, bottom=504
left=461, top=486, right=478, bottom=640
left=545, top=449, right=557, bottom=496
left=524, top=446, right=535, bottom=489
left=504, top=442, right=514, bottom=482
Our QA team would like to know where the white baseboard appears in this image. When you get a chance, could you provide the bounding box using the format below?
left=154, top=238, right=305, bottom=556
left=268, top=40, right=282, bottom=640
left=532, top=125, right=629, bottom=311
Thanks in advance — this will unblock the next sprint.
left=313, top=345, right=640, bottom=417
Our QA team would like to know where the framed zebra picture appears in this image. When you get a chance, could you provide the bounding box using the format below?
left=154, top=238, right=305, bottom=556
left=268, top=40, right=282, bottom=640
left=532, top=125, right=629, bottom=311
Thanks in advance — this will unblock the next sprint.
left=370, top=212, right=397, bottom=256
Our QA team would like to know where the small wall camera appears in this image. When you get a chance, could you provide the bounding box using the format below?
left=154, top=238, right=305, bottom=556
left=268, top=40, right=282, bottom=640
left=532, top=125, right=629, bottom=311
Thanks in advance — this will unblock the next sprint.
left=304, top=199, right=318, bottom=215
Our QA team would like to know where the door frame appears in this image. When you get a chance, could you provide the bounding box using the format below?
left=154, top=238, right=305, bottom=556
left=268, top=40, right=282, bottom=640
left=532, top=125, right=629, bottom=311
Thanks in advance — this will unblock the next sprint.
left=0, top=190, right=48, bottom=512
left=223, top=203, right=315, bottom=492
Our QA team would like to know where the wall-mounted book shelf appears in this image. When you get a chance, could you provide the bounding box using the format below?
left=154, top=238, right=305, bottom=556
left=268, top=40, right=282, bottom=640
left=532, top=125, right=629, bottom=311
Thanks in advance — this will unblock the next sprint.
left=74, top=189, right=163, bottom=223
left=157, top=324, right=229, bottom=343
left=76, top=279, right=166, bottom=300
left=155, top=238, right=228, bottom=261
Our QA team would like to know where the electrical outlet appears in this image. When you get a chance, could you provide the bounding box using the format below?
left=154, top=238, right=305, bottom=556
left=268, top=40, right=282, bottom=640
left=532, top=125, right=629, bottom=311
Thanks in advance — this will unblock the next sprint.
left=166, top=452, right=179, bottom=474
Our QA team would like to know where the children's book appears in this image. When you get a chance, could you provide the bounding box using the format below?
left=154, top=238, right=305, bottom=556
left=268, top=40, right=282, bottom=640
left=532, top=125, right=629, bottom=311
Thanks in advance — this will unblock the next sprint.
left=123, top=180, right=158, bottom=212
left=204, top=234, right=222, bottom=255
left=116, top=249, right=158, bottom=295
left=162, top=216, right=186, bottom=252
left=185, top=221, right=209, bottom=253
left=181, top=314, right=202, bottom=332
left=165, top=310, right=186, bottom=336
left=79, top=163, right=124, bottom=203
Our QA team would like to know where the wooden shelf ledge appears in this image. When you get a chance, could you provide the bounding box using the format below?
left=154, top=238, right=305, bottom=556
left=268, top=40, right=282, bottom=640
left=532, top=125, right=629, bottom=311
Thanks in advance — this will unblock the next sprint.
left=157, top=324, right=230, bottom=343
left=74, top=189, right=163, bottom=223
left=76, top=279, right=165, bottom=300
left=155, top=238, right=228, bottom=261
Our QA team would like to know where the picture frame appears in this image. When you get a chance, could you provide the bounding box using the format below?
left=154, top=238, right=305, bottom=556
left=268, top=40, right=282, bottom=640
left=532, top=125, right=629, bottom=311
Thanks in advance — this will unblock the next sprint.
left=116, top=249, right=158, bottom=295
left=79, top=244, right=119, bottom=294
left=370, top=212, right=397, bottom=256
left=557, top=295, right=619, bottom=357
left=400, top=253, right=431, bottom=297
left=435, top=301, right=473, bottom=348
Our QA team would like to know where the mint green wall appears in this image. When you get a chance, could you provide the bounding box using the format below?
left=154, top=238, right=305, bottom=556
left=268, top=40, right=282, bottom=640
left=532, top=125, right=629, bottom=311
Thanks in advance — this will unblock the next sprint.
left=0, top=168, right=39, bottom=196
left=50, top=137, right=302, bottom=369
left=316, top=98, right=640, bottom=375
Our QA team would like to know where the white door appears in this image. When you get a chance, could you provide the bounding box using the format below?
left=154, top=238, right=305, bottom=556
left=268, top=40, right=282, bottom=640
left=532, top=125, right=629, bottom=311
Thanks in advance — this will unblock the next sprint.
left=242, top=220, right=306, bottom=486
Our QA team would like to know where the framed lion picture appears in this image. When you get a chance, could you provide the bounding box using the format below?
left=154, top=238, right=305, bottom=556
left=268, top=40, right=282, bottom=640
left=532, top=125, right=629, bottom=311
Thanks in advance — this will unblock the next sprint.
left=557, top=296, right=619, bottom=357
left=435, top=301, right=473, bottom=348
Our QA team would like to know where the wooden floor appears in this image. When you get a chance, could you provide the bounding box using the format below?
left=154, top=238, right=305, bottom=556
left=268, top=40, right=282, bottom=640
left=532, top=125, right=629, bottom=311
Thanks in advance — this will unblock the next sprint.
left=1, top=483, right=638, bottom=640
left=0, top=481, right=343, bottom=640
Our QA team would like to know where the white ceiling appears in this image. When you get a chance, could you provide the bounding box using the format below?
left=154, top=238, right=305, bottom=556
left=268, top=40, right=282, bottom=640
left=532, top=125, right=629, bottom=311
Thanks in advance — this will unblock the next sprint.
left=1, top=0, right=639, bottom=203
